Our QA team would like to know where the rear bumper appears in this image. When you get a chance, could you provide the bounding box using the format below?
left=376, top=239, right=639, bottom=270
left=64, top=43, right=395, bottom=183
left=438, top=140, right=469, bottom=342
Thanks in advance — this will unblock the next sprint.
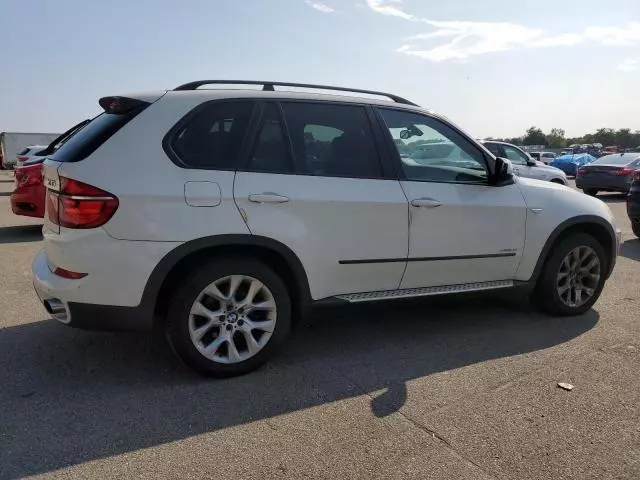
left=32, top=250, right=154, bottom=331
left=627, top=199, right=640, bottom=221
left=10, top=184, right=45, bottom=218
left=576, top=177, right=631, bottom=192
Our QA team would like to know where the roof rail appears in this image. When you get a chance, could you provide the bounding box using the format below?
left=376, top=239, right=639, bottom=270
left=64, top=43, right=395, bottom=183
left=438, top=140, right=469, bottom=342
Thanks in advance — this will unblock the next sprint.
left=172, top=80, right=419, bottom=106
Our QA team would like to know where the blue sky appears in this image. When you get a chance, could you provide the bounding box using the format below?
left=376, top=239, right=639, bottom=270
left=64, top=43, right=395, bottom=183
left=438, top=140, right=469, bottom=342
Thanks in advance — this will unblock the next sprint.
left=0, top=0, right=638, bottom=138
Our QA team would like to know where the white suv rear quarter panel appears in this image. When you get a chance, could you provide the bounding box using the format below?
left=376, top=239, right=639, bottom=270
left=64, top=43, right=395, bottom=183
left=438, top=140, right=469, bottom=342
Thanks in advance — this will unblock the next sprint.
left=55, top=94, right=250, bottom=242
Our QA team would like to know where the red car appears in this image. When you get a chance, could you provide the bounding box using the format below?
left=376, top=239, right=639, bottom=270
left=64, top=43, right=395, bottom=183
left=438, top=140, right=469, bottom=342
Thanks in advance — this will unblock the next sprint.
left=10, top=119, right=90, bottom=219
left=11, top=160, right=46, bottom=218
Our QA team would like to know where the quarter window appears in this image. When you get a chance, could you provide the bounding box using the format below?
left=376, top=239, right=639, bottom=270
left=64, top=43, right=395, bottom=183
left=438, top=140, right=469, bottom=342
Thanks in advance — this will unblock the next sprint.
left=281, top=102, right=384, bottom=178
left=170, top=101, right=254, bottom=169
left=380, top=108, right=488, bottom=184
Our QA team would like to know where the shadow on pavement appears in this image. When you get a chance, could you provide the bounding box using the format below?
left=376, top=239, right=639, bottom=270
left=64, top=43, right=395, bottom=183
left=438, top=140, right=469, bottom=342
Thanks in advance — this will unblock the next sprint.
left=620, top=238, right=639, bottom=261
left=597, top=193, right=628, bottom=204
left=0, top=293, right=598, bottom=478
left=0, top=191, right=12, bottom=197
left=0, top=224, right=43, bottom=244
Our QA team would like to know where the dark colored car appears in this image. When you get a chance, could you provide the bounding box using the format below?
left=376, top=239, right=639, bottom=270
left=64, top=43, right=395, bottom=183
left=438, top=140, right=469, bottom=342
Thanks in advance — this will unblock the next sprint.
left=628, top=172, right=640, bottom=237
left=10, top=119, right=89, bottom=218
left=575, top=152, right=640, bottom=196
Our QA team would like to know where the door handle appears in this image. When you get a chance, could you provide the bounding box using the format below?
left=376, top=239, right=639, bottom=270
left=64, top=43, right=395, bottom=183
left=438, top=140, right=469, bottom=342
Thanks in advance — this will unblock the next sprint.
left=410, top=197, right=442, bottom=208
left=248, top=193, right=290, bottom=204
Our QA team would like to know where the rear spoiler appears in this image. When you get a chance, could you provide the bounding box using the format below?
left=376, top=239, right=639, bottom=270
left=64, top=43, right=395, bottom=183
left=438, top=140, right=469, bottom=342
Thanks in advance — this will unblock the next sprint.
left=98, top=96, right=151, bottom=115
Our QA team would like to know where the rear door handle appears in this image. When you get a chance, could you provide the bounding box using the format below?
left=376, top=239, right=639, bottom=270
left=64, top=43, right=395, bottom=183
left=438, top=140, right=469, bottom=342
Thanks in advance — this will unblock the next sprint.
left=248, top=193, right=290, bottom=204
left=410, top=197, right=442, bottom=208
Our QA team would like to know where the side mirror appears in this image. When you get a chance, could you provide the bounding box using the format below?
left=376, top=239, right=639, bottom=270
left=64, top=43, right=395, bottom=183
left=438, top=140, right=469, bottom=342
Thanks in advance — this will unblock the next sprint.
left=526, top=159, right=537, bottom=166
left=491, top=157, right=514, bottom=185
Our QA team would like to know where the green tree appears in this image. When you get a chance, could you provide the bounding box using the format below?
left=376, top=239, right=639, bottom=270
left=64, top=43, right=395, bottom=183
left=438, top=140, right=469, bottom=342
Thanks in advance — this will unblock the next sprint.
left=592, top=128, right=616, bottom=146
left=615, top=129, right=634, bottom=148
left=546, top=128, right=566, bottom=148
left=523, top=127, right=547, bottom=146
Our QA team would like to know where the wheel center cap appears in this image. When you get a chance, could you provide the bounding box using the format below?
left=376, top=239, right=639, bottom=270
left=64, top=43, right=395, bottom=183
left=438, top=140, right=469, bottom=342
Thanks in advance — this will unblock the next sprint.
left=227, top=312, right=238, bottom=323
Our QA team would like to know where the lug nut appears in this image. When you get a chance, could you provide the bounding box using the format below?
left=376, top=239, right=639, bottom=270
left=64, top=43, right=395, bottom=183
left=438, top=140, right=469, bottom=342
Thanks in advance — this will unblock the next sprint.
left=237, top=320, right=244, bottom=326
left=226, top=325, right=233, bottom=332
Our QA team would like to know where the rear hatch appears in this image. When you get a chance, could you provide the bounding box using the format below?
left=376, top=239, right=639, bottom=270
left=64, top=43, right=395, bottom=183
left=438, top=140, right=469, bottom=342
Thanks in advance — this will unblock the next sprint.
left=43, top=95, right=159, bottom=234
left=580, top=163, right=632, bottom=184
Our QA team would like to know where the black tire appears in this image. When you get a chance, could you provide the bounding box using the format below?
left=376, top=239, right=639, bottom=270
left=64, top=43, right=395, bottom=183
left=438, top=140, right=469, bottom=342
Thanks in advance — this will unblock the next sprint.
left=165, top=257, right=291, bottom=377
left=632, top=220, right=640, bottom=238
left=583, top=189, right=598, bottom=197
left=533, top=233, right=607, bottom=316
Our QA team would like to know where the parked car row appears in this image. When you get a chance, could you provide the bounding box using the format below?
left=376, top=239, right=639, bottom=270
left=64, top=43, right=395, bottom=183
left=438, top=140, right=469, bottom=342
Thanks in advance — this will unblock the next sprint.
left=10, top=120, right=89, bottom=218
left=21, top=80, right=624, bottom=377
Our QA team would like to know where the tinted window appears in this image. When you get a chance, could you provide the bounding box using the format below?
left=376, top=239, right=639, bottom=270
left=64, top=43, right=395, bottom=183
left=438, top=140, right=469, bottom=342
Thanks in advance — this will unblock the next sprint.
left=281, top=102, right=383, bottom=178
left=52, top=110, right=145, bottom=163
left=502, top=145, right=528, bottom=165
left=483, top=142, right=503, bottom=157
left=246, top=104, right=293, bottom=173
left=381, top=109, right=487, bottom=184
left=18, top=148, right=30, bottom=155
left=170, top=101, right=254, bottom=169
left=594, top=154, right=638, bottom=166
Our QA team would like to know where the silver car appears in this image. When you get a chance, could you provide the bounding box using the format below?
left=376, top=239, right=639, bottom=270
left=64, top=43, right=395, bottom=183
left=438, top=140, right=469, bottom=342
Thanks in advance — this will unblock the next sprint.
left=483, top=141, right=568, bottom=185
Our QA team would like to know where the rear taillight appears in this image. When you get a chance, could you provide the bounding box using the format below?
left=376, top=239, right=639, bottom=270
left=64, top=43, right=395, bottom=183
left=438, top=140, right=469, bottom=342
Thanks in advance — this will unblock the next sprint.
left=46, top=177, right=118, bottom=229
left=577, top=167, right=586, bottom=175
left=14, top=163, right=43, bottom=187
left=17, top=155, right=28, bottom=163
left=618, top=167, right=634, bottom=176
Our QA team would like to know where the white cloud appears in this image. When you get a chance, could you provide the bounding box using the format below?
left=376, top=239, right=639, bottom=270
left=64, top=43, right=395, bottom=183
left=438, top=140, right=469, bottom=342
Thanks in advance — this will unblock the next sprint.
left=365, top=0, right=414, bottom=21
left=364, top=2, right=640, bottom=62
left=305, top=0, right=335, bottom=13
left=584, top=23, right=640, bottom=46
left=618, top=58, right=639, bottom=71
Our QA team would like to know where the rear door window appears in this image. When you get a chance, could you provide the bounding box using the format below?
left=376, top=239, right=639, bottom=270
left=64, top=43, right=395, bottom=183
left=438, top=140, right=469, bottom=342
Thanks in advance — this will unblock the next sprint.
left=281, top=102, right=384, bottom=178
left=17, top=148, right=31, bottom=155
left=167, top=101, right=255, bottom=169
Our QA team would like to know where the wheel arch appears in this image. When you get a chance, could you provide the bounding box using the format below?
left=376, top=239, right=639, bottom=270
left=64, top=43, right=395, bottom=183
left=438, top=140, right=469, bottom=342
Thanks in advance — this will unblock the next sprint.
left=141, top=235, right=312, bottom=327
left=530, top=215, right=617, bottom=284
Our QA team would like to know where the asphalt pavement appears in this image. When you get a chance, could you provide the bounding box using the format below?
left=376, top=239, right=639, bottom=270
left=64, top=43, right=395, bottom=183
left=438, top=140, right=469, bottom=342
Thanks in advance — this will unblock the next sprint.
left=0, top=171, right=638, bottom=479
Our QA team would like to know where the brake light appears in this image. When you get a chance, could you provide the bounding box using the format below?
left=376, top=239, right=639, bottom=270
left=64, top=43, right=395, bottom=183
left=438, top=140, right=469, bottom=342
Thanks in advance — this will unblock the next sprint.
left=577, top=167, right=586, bottom=175
left=618, top=167, right=634, bottom=176
left=46, top=177, right=118, bottom=229
left=14, top=163, right=43, bottom=187
left=17, top=155, right=28, bottom=163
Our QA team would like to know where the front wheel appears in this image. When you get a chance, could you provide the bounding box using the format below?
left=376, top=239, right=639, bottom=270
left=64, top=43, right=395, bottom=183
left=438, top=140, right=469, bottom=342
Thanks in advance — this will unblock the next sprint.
left=533, top=233, right=607, bottom=316
left=165, top=257, right=291, bottom=377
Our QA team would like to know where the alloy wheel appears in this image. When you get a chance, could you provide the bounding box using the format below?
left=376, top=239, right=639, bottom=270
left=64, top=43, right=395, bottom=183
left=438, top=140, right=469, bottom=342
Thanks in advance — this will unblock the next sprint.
left=188, top=275, right=277, bottom=364
left=556, top=246, right=601, bottom=308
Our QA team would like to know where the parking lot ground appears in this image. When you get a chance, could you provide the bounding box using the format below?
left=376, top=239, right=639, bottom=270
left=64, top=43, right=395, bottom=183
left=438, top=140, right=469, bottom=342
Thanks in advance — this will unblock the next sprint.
left=1, top=171, right=639, bottom=480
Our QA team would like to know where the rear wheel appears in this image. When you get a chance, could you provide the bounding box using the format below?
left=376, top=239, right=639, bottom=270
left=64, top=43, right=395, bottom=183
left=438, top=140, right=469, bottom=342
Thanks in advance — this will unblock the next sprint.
left=632, top=220, right=640, bottom=238
left=583, top=189, right=598, bottom=196
left=165, top=257, right=291, bottom=377
left=533, top=233, right=607, bottom=316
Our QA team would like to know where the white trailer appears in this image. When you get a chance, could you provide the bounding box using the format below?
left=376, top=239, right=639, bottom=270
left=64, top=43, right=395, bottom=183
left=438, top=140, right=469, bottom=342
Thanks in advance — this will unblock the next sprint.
left=0, top=132, right=60, bottom=169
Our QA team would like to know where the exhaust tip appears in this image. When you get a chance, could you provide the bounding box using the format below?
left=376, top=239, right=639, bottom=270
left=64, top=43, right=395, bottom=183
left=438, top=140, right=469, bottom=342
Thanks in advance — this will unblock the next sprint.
left=43, top=299, right=70, bottom=324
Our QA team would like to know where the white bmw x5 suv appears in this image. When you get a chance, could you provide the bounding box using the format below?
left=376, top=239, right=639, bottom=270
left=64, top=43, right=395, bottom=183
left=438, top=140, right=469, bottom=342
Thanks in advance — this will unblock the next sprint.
left=33, top=80, right=619, bottom=377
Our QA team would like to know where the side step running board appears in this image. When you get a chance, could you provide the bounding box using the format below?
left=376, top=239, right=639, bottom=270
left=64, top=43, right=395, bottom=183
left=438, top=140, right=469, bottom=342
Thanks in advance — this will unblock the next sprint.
left=335, top=280, right=514, bottom=303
